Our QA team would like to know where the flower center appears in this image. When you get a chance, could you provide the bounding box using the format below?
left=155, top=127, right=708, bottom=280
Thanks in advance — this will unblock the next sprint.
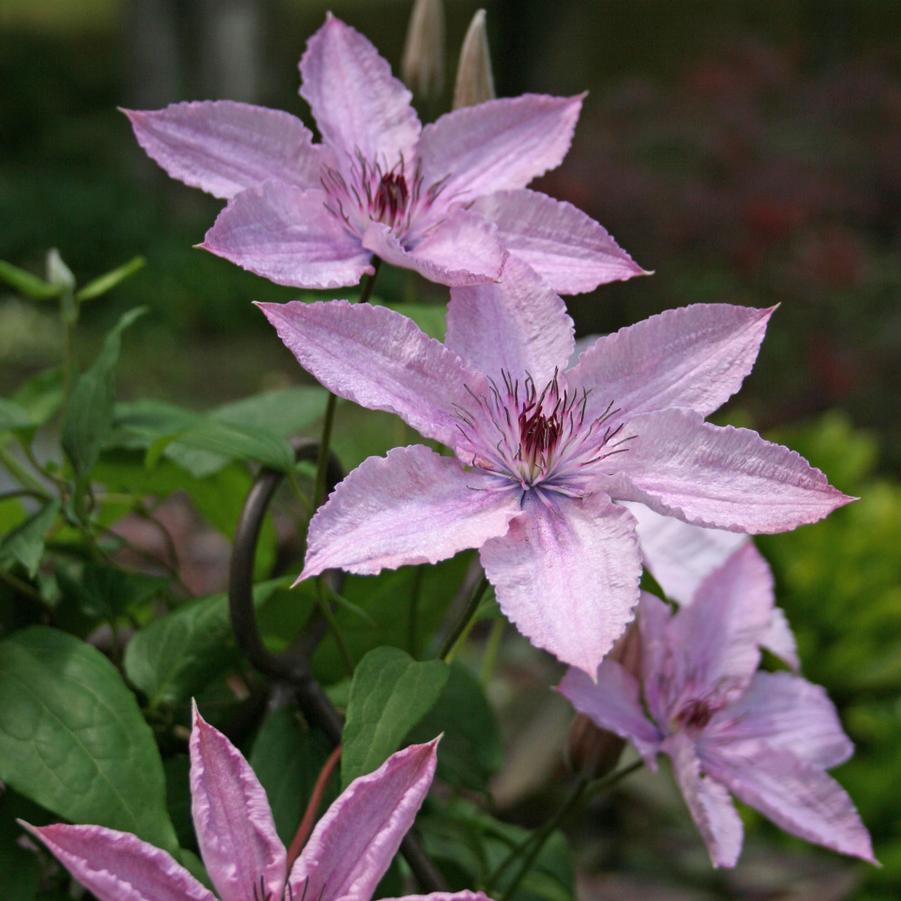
left=674, top=699, right=714, bottom=731
left=454, top=371, right=633, bottom=498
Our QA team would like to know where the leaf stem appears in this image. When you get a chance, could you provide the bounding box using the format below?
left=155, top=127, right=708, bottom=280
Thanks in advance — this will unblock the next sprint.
left=287, top=744, right=342, bottom=867
left=316, top=578, right=355, bottom=675
left=439, top=573, right=488, bottom=661
left=0, top=445, right=52, bottom=499
left=480, top=617, right=505, bottom=685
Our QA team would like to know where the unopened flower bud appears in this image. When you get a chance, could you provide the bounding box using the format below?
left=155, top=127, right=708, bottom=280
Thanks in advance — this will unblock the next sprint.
left=453, top=9, right=495, bottom=110
left=565, top=623, right=641, bottom=779
left=402, top=0, right=446, bottom=101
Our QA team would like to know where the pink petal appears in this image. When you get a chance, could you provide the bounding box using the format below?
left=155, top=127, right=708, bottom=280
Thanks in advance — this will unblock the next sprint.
left=446, top=256, right=574, bottom=385
left=299, top=14, right=420, bottom=163
left=300, top=446, right=521, bottom=580
left=666, top=543, right=774, bottom=707
left=23, top=823, right=214, bottom=901
left=418, top=94, right=584, bottom=204
left=479, top=493, right=642, bottom=676
left=570, top=304, right=775, bottom=422
left=636, top=592, right=676, bottom=727
left=667, top=733, right=744, bottom=869
left=760, top=606, right=800, bottom=670
left=189, top=705, right=286, bottom=901
left=625, top=502, right=746, bottom=606
left=705, top=672, right=853, bottom=769
left=558, top=662, right=660, bottom=760
left=611, top=409, right=854, bottom=533
left=383, top=895, right=497, bottom=900
left=201, top=183, right=373, bottom=289
left=287, top=740, right=438, bottom=901
left=702, top=745, right=876, bottom=864
left=122, top=101, right=325, bottom=200
left=257, top=299, right=482, bottom=447
left=472, top=189, right=647, bottom=294
left=362, top=208, right=506, bottom=287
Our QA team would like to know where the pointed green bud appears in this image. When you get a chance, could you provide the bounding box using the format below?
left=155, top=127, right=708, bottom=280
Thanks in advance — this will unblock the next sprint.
left=46, top=249, right=75, bottom=293
left=452, top=9, right=495, bottom=110
left=402, top=0, right=446, bottom=101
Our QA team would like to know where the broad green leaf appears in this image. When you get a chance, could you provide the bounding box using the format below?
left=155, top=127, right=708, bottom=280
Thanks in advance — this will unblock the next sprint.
left=408, top=662, right=503, bottom=791
left=0, top=399, right=33, bottom=432
left=123, top=579, right=285, bottom=707
left=0, top=500, right=59, bottom=577
left=341, top=647, right=449, bottom=787
left=62, top=307, right=146, bottom=480
left=0, top=259, right=59, bottom=300
left=58, top=564, right=163, bottom=621
left=249, top=707, right=335, bottom=844
left=0, top=627, right=177, bottom=851
left=212, top=386, right=326, bottom=436
left=75, top=255, right=146, bottom=302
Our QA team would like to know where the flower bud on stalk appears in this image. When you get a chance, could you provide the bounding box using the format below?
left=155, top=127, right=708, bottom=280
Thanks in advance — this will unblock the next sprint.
left=402, top=0, right=446, bottom=101
left=453, top=9, right=495, bottom=109
left=565, top=622, right=641, bottom=779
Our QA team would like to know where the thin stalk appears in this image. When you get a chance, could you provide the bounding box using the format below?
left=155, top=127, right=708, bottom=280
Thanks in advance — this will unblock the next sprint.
left=439, top=573, right=488, bottom=660
left=480, top=618, right=505, bottom=685
left=287, top=744, right=342, bottom=867
left=0, top=569, right=45, bottom=604
left=408, top=566, right=425, bottom=657
left=316, top=578, right=355, bottom=675
left=0, top=445, right=51, bottom=499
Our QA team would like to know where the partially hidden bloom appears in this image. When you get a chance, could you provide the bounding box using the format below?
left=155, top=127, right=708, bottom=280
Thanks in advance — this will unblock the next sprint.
left=23, top=705, right=492, bottom=901
left=123, top=14, right=642, bottom=293
left=559, top=543, right=875, bottom=868
left=259, top=259, right=852, bottom=677
left=625, top=503, right=799, bottom=668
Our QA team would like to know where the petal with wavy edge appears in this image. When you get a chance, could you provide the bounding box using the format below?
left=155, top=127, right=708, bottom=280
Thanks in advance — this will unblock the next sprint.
left=472, top=189, right=647, bottom=294
left=363, top=208, right=506, bottom=287
left=702, top=744, right=876, bottom=863
left=189, top=705, right=286, bottom=901
left=299, top=446, right=520, bottom=581
left=610, top=409, right=854, bottom=533
left=569, top=304, right=775, bottom=421
left=287, top=740, right=438, bottom=901
left=22, top=823, right=214, bottom=901
left=299, top=14, right=420, bottom=163
left=200, top=183, right=372, bottom=289
left=667, top=733, right=744, bottom=869
left=558, top=662, right=660, bottom=760
left=480, top=493, right=642, bottom=676
left=122, top=101, right=324, bottom=200
left=446, top=256, right=574, bottom=385
left=666, top=543, right=774, bottom=709
left=418, top=94, right=583, bottom=205
left=257, top=299, right=482, bottom=447
left=705, top=671, right=853, bottom=769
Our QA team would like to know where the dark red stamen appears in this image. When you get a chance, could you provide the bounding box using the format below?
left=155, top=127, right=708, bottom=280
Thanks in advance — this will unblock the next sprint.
left=675, top=699, right=714, bottom=730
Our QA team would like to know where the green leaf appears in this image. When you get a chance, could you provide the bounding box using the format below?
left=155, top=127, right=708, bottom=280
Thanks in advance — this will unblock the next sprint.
left=0, top=259, right=60, bottom=300
left=408, top=662, right=503, bottom=791
left=0, top=399, right=33, bottom=432
left=123, top=579, right=285, bottom=707
left=382, top=302, right=446, bottom=340
left=59, top=564, right=164, bottom=621
left=249, top=707, right=335, bottom=845
left=0, top=500, right=59, bottom=577
left=212, top=386, right=326, bottom=436
left=341, top=647, right=449, bottom=787
left=12, top=368, right=65, bottom=427
left=0, top=626, right=177, bottom=851
left=62, top=307, right=146, bottom=480
left=75, top=256, right=146, bottom=303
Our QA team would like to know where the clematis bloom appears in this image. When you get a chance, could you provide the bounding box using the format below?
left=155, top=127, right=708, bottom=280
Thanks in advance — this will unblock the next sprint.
left=123, top=14, right=642, bottom=293
left=259, top=260, right=852, bottom=676
left=23, top=705, right=491, bottom=901
left=559, top=543, right=875, bottom=868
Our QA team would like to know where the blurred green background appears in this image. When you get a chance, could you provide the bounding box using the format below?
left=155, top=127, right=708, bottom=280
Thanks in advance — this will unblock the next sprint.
left=1, top=0, right=899, bottom=898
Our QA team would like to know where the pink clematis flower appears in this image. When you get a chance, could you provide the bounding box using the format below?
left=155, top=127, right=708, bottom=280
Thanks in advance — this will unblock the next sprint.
left=122, top=14, right=642, bottom=292
left=626, top=503, right=799, bottom=668
left=559, top=544, right=875, bottom=867
left=23, top=705, right=492, bottom=901
left=258, top=260, right=852, bottom=676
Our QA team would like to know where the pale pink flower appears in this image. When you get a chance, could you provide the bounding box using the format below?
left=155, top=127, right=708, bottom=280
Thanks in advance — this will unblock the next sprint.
left=625, top=503, right=799, bottom=668
left=123, top=14, right=642, bottom=293
left=23, top=705, right=490, bottom=901
left=559, top=544, right=875, bottom=868
left=259, top=260, right=851, bottom=676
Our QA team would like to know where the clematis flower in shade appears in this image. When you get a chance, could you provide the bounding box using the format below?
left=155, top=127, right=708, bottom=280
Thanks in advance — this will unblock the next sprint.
left=258, top=259, right=852, bottom=676
left=22, top=705, right=493, bottom=901
left=625, top=503, right=799, bottom=668
left=559, top=544, right=876, bottom=868
left=123, top=14, right=643, bottom=293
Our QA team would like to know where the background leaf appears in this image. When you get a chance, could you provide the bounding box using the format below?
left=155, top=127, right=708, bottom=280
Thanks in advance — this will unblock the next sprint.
left=0, top=500, right=59, bottom=577
left=0, top=626, right=177, bottom=851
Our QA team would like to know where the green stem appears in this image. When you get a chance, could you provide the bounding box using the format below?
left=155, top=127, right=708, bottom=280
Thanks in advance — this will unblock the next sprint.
left=316, top=578, right=355, bottom=676
left=480, top=618, right=505, bottom=685
left=408, top=566, right=424, bottom=658
left=0, top=445, right=51, bottom=499
left=439, top=574, right=488, bottom=661
left=0, top=569, right=45, bottom=604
